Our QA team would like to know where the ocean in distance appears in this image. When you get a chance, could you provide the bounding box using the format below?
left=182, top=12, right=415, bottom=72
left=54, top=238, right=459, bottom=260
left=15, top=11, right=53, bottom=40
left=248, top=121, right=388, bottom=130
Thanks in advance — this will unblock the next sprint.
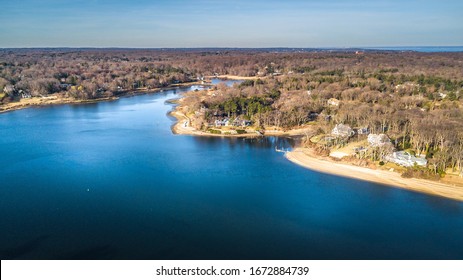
left=0, top=80, right=462, bottom=259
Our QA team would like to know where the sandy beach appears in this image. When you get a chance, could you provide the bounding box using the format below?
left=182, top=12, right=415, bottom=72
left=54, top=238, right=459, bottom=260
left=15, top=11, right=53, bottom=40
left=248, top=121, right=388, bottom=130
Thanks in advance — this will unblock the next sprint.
left=0, top=81, right=209, bottom=114
left=286, top=148, right=463, bottom=202
left=0, top=95, right=119, bottom=114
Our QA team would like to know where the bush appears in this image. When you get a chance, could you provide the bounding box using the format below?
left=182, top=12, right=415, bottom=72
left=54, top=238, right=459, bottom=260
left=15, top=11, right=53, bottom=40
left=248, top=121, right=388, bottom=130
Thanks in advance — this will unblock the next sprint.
left=236, top=129, right=246, bottom=134
left=401, top=168, right=441, bottom=180
left=207, top=129, right=221, bottom=134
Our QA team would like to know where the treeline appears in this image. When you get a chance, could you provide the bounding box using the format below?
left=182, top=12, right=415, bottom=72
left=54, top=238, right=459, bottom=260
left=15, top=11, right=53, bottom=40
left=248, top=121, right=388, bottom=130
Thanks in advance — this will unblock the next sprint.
left=1, top=49, right=463, bottom=103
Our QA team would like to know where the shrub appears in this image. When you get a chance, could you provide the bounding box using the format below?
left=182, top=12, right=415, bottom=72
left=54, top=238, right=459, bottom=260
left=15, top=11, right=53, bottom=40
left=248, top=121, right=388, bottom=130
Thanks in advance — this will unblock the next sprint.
left=401, top=168, right=441, bottom=180
left=207, top=129, right=221, bottom=134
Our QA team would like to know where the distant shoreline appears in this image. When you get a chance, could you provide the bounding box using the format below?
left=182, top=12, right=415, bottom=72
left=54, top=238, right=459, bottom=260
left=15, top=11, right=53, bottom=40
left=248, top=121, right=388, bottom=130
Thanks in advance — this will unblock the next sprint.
left=207, top=75, right=260, bottom=80
left=0, top=76, right=261, bottom=114
left=286, top=148, right=463, bottom=202
left=0, top=81, right=208, bottom=114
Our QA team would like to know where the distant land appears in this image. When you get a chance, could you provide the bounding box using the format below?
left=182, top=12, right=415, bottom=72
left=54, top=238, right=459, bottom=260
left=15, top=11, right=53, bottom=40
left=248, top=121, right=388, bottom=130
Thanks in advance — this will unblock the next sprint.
left=1, top=46, right=463, bottom=53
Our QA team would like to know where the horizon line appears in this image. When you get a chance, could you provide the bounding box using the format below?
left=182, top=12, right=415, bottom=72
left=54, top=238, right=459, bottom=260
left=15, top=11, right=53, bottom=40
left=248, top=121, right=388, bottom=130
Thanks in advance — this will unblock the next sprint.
left=1, top=46, right=463, bottom=50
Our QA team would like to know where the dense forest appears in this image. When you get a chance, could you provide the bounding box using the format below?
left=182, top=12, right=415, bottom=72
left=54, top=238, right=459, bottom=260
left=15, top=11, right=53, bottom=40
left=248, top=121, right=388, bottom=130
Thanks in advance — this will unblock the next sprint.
left=1, top=49, right=462, bottom=177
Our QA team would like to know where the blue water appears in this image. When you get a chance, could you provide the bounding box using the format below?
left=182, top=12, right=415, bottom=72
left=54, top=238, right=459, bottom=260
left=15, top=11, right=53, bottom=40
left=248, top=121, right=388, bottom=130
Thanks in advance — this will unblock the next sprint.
left=1, top=81, right=463, bottom=259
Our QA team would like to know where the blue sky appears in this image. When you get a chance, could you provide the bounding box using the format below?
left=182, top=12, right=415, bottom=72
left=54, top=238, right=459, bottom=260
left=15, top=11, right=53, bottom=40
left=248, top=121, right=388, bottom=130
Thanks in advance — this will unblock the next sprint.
left=1, top=0, right=462, bottom=47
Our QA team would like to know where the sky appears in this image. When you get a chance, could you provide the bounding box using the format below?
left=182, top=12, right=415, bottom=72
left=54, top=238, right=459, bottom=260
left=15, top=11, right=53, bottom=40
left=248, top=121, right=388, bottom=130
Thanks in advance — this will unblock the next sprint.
left=1, top=0, right=462, bottom=48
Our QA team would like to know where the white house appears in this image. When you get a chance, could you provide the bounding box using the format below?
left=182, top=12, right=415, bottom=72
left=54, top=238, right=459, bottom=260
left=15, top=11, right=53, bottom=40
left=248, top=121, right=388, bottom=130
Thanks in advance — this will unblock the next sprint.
left=331, top=124, right=354, bottom=138
left=19, top=90, right=31, bottom=99
left=368, top=134, right=391, bottom=147
left=385, top=151, right=427, bottom=167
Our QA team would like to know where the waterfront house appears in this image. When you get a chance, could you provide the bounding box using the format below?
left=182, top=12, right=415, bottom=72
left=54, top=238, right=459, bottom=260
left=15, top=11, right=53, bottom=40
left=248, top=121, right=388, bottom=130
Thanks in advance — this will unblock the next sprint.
left=385, top=151, right=427, bottom=167
left=331, top=124, right=354, bottom=138
left=214, top=118, right=230, bottom=127
left=367, top=133, right=391, bottom=147
left=214, top=119, right=224, bottom=127
left=232, top=118, right=251, bottom=127
left=20, top=90, right=31, bottom=99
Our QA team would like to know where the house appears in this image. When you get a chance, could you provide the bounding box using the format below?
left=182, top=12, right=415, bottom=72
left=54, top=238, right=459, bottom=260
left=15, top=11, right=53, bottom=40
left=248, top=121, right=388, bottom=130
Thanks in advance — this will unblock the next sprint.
left=367, top=133, right=391, bottom=147
left=195, top=106, right=208, bottom=116
left=232, top=118, right=251, bottom=127
left=327, top=98, right=340, bottom=107
left=356, top=127, right=370, bottom=135
left=385, top=151, right=427, bottom=167
left=19, top=90, right=31, bottom=99
left=214, top=119, right=224, bottom=127
left=331, top=124, right=354, bottom=138
left=3, top=85, right=16, bottom=94
left=214, top=118, right=230, bottom=127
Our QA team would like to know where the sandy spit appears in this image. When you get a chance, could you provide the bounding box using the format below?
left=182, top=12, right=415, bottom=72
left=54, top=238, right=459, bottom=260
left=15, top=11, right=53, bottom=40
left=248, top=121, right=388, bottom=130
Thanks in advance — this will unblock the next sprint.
left=286, top=148, right=463, bottom=202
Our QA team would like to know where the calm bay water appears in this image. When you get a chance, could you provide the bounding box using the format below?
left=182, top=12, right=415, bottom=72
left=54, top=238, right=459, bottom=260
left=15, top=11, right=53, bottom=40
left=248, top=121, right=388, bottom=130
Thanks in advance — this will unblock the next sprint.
left=1, top=81, right=463, bottom=259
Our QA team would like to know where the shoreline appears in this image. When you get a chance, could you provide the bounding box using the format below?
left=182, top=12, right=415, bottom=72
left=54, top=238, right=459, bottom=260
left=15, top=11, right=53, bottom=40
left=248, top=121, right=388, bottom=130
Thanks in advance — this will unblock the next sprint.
left=0, top=96, right=119, bottom=114
left=0, top=81, right=207, bottom=114
left=207, top=75, right=261, bottom=80
left=170, top=104, right=313, bottom=138
left=286, top=148, right=463, bottom=202
left=170, top=109, right=260, bottom=137
left=0, top=76, right=259, bottom=114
